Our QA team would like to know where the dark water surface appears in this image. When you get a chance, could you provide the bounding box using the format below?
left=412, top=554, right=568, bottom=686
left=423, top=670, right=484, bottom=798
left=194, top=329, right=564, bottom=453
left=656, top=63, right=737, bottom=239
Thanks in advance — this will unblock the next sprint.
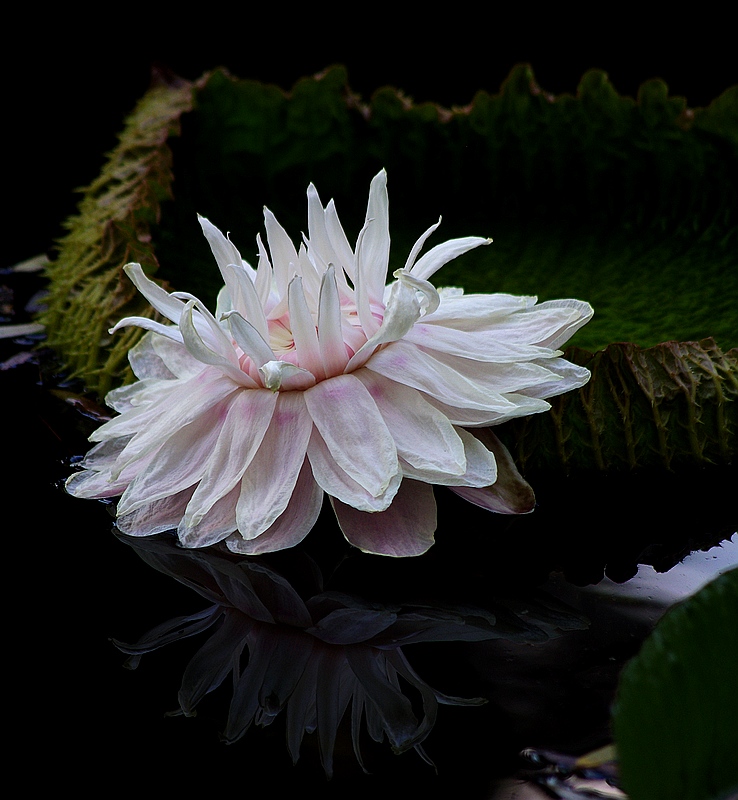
left=4, top=263, right=736, bottom=798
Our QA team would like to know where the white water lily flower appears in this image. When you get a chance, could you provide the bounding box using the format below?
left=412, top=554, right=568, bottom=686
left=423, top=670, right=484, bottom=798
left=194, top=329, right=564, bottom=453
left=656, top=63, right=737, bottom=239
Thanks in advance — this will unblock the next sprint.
left=66, top=169, right=593, bottom=556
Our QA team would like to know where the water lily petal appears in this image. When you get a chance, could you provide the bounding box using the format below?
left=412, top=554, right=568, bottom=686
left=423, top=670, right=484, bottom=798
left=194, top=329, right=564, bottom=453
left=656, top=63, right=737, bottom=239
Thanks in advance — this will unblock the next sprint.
left=116, top=486, right=196, bottom=536
left=331, top=479, right=436, bottom=557
left=324, top=198, right=356, bottom=283
left=109, top=314, right=187, bottom=347
left=307, top=426, right=401, bottom=512
left=403, top=217, right=441, bottom=272
left=227, top=460, right=323, bottom=555
left=422, top=291, right=537, bottom=328
left=198, top=214, right=246, bottom=290
left=404, top=322, right=559, bottom=363
left=448, top=429, right=535, bottom=514
left=410, top=235, right=491, bottom=281
left=399, top=427, right=497, bottom=487
left=65, top=466, right=130, bottom=499
left=235, top=392, right=314, bottom=539
left=179, top=388, right=278, bottom=533
left=425, top=392, right=551, bottom=427
left=359, top=169, right=391, bottom=308
left=259, top=359, right=316, bottom=392
left=287, top=275, right=324, bottom=379
left=345, top=273, right=423, bottom=372
left=356, top=370, right=466, bottom=475
left=365, top=340, right=520, bottom=412
left=117, top=406, right=230, bottom=515
left=532, top=299, right=594, bottom=348
left=121, top=262, right=186, bottom=323
left=99, top=370, right=239, bottom=477
left=317, top=266, right=349, bottom=378
left=223, top=310, right=276, bottom=368
left=223, top=264, right=270, bottom=340
left=179, top=484, right=241, bottom=548
left=125, top=333, right=177, bottom=381
left=263, top=206, right=298, bottom=299
left=304, top=373, right=399, bottom=498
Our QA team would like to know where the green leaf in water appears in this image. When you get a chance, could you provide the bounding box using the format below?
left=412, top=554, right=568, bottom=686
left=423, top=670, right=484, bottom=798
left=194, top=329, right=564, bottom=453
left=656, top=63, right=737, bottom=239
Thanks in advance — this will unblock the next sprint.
left=612, top=568, right=738, bottom=800
left=39, top=65, right=738, bottom=469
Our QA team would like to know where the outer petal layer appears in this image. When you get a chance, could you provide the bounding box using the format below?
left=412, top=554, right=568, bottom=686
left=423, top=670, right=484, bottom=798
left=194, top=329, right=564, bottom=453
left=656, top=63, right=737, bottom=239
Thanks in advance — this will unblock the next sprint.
left=331, top=479, right=437, bottom=557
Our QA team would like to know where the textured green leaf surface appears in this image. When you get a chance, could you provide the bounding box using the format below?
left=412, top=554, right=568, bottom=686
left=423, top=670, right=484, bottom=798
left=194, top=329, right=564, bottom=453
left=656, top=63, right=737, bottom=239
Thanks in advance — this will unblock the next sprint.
left=503, top=338, right=738, bottom=473
left=612, top=568, right=738, bottom=800
left=40, top=65, right=738, bottom=469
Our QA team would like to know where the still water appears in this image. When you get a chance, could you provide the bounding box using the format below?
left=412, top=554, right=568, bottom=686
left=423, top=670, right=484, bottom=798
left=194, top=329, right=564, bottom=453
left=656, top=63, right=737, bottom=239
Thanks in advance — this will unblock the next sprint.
left=4, top=261, right=736, bottom=798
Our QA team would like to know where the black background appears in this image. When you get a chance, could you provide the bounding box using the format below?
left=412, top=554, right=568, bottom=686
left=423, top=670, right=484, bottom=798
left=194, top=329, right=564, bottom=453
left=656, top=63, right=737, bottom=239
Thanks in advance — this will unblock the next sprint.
left=5, top=11, right=736, bottom=268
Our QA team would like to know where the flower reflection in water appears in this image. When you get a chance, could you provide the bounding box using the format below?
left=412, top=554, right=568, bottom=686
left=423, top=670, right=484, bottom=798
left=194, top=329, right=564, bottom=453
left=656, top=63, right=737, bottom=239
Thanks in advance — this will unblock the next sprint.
left=111, top=533, right=586, bottom=777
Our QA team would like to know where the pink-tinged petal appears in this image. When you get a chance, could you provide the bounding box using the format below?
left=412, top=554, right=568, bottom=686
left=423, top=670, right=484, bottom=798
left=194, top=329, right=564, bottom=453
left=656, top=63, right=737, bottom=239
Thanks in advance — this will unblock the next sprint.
left=179, top=301, right=256, bottom=387
left=65, top=467, right=129, bottom=499
left=410, top=236, right=491, bottom=281
left=413, top=346, right=569, bottom=396
left=259, top=359, right=316, bottom=391
left=353, top=219, right=382, bottom=337
left=117, top=405, right=231, bottom=516
left=235, top=392, right=313, bottom=539
left=227, top=460, right=323, bottom=555
left=394, top=269, right=440, bottom=315
left=180, top=388, right=278, bottom=531
left=307, top=427, right=401, bottom=512
left=78, top=438, right=128, bottom=471
left=254, top=232, right=274, bottom=308
left=105, top=380, right=161, bottom=413
left=449, top=429, right=535, bottom=514
left=345, top=275, right=421, bottom=372
left=355, top=371, right=466, bottom=475
left=288, top=275, right=324, bottom=379
left=306, top=183, right=337, bottom=267
left=445, top=301, right=590, bottom=347
left=331, top=479, right=436, bottom=557
left=297, top=242, right=322, bottom=310
left=317, top=266, right=349, bottom=378
left=365, top=340, right=519, bottom=413
left=89, top=369, right=223, bottom=447
left=398, top=427, right=497, bottom=487
left=178, top=484, right=239, bottom=548
left=304, top=374, right=399, bottom=498
left=403, top=323, right=557, bottom=363
left=223, top=310, right=276, bottom=369
left=116, top=486, right=195, bottom=536
left=102, top=369, right=239, bottom=467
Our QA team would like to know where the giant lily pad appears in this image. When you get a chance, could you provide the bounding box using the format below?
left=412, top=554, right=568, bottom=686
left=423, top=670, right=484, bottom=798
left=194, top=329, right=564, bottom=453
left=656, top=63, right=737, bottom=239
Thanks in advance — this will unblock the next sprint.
left=612, top=568, right=738, bottom=800
left=40, top=64, right=738, bottom=472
